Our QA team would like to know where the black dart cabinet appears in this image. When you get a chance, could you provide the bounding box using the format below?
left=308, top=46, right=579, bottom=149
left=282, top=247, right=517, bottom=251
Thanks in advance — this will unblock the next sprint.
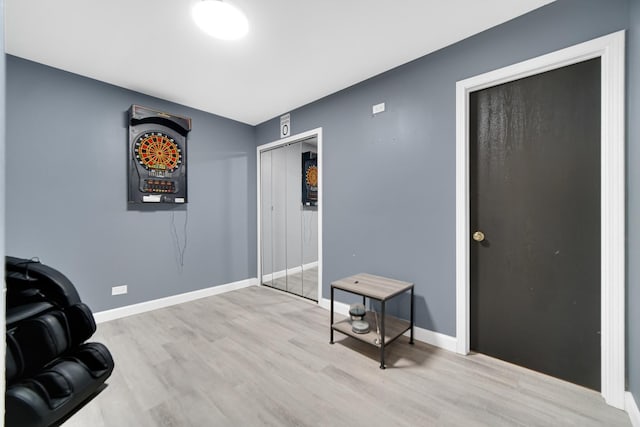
left=301, top=151, right=317, bottom=207
left=127, top=105, right=192, bottom=205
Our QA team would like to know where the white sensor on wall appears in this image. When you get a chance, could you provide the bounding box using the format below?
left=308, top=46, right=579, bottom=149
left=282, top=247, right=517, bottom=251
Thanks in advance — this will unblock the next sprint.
left=112, top=285, right=128, bottom=296
left=280, top=113, right=291, bottom=138
left=372, top=102, right=386, bottom=115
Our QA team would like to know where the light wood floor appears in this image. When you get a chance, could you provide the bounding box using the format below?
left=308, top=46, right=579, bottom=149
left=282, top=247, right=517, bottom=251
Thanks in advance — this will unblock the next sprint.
left=64, top=286, right=631, bottom=427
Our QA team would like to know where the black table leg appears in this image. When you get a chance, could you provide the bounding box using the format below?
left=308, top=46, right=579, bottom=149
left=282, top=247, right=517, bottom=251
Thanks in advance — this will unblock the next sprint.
left=410, top=286, right=414, bottom=345
left=380, top=300, right=386, bottom=369
left=330, top=286, right=334, bottom=344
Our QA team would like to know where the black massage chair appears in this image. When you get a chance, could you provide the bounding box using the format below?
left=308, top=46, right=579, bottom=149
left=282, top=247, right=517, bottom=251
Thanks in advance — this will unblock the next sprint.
left=5, top=256, right=115, bottom=427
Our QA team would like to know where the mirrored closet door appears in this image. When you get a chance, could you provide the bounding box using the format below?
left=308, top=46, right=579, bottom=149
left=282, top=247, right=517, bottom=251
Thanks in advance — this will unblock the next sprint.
left=260, top=137, right=318, bottom=301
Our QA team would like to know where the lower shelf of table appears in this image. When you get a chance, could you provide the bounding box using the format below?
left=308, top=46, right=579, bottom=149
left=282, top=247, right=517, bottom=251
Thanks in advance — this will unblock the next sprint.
left=331, top=311, right=411, bottom=348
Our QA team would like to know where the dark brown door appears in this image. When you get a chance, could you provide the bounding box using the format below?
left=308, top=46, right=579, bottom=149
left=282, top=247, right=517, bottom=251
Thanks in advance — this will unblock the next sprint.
left=469, top=58, right=601, bottom=390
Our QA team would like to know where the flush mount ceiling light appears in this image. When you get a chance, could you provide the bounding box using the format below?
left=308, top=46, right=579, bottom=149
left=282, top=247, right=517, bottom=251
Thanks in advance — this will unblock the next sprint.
left=192, top=0, right=249, bottom=40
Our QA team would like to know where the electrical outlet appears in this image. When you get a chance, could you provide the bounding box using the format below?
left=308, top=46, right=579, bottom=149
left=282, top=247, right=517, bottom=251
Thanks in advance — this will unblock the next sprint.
left=372, top=102, right=385, bottom=115
left=112, top=285, right=128, bottom=296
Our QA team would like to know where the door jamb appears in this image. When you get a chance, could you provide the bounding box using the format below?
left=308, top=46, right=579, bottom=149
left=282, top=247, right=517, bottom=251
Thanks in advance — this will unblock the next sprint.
left=257, top=128, right=323, bottom=303
left=455, top=31, right=625, bottom=408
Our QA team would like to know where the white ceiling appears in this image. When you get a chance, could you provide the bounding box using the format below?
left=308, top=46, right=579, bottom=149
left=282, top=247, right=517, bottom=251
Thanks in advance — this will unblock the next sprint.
left=5, top=0, right=555, bottom=125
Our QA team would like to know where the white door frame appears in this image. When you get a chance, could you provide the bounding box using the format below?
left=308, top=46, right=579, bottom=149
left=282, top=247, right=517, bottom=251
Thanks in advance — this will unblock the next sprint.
left=455, top=31, right=625, bottom=408
left=257, top=128, right=323, bottom=303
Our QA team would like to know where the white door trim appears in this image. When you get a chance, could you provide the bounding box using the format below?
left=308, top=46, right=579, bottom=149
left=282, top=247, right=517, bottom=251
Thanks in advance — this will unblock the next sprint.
left=257, top=128, right=323, bottom=303
left=455, top=31, right=625, bottom=409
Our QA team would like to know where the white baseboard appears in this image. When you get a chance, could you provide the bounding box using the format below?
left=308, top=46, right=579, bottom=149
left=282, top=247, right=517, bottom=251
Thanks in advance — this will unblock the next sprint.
left=626, top=392, right=640, bottom=427
left=318, top=297, right=350, bottom=315
left=319, top=298, right=457, bottom=352
left=93, top=277, right=258, bottom=323
left=410, top=326, right=457, bottom=352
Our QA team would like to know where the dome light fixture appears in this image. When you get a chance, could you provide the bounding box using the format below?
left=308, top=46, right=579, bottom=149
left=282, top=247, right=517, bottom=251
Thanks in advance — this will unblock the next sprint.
left=192, top=0, right=249, bottom=41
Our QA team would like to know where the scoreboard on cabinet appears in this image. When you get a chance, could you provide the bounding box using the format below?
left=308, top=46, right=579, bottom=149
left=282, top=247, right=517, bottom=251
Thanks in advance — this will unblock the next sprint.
left=127, top=105, right=192, bottom=205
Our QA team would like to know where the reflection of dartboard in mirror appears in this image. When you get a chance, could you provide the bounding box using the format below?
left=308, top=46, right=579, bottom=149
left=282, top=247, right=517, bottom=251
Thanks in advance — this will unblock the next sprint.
left=305, top=165, right=318, bottom=187
left=301, top=151, right=317, bottom=206
left=134, top=132, right=182, bottom=172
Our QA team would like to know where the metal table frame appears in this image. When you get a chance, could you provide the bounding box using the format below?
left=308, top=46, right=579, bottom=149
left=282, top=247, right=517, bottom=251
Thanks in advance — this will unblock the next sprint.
left=330, top=273, right=414, bottom=369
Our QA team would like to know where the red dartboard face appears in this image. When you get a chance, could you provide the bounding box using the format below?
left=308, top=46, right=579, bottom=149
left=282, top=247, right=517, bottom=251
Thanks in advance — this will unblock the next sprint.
left=134, top=132, right=182, bottom=172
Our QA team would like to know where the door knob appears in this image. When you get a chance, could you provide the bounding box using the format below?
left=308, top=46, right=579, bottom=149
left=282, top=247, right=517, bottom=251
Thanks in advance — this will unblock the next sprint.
left=472, top=231, right=485, bottom=242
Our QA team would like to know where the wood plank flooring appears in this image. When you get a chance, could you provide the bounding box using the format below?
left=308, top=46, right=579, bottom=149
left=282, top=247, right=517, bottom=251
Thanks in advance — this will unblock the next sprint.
left=63, top=286, right=631, bottom=426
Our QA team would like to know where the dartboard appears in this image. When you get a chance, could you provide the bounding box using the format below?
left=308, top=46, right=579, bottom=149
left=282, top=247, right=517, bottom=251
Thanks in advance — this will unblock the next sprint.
left=134, top=131, right=182, bottom=172
left=305, top=165, right=318, bottom=187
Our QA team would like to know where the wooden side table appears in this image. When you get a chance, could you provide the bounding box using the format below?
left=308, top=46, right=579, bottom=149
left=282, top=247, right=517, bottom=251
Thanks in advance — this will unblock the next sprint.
left=330, top=273, right=414, bottom=369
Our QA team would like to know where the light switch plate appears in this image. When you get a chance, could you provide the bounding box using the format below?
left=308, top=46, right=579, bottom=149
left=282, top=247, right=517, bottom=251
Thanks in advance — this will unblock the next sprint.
left=372, top=102, right=385, bottom=114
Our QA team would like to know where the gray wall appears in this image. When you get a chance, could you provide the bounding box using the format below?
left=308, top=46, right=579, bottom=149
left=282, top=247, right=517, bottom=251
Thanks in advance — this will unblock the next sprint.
left=5, top=56, right=257, bottom=312
left=628, top=0, right=640, bottom=404
left=255, top=0, right=630, bottom=338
